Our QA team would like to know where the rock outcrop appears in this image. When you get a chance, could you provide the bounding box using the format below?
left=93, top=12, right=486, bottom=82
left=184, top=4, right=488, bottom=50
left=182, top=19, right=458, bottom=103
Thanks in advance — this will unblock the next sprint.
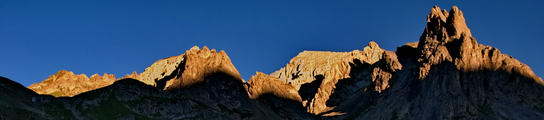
left=2, top=5, right=542, bottom=120
left=246, top=72, right=301, bottom=101
left=246, top=72, right=317, bottom=119
left=416, top=6, right=542, bottom=82
left=134, top=46, right=242, bottom=90
left=163, top=46, right=243, bottom=90
left=133, top=52, right=183, bottom=88
left=28, top=70, right=116, bottom=97
left=270, top=41, right=402, bottom=114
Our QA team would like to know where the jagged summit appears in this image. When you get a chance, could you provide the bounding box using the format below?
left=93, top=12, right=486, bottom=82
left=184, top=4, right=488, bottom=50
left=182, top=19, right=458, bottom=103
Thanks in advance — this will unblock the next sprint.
left=28, top=70, right=116, bottom=97
left=134, top=45, right=242, bottom=90
left=270, top=41, right=402, bottom=114
left=418, top=5, right=475, bottom=62
left=164, top=45, right=243, bottom=90
left=424, top=6, right=472, bottom=40
left=416, top=6, right=542, bottom=83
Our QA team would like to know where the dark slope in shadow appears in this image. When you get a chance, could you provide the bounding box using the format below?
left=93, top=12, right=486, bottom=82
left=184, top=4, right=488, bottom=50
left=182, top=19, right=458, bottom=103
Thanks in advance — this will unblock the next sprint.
left=0, top=76, right=75, bottom=119
left=0, top=70, right=310, bottom=119
left=253, top=93, right=319, bottom=119
left=0, top=76, right=44, bottom=119
left=350, top=61, right=544, bottom=120
left=0, top=76, right=38, bottom=96
left=62, top=72, right=270, bottom=119
left=298, top=74, right=324, bottom=105
left=1, top=67, right=318, bottom=119
left=313, top=43, right=544, bottom=120
left=67, top=78, right=162, bottom=99
left=319, top=58, right=391, bottom=118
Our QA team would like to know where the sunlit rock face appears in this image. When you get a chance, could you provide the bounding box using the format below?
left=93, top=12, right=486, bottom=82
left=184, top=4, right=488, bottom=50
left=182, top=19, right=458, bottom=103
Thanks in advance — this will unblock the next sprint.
left=162, top=46, right=243, bottom=90
left=125, top=46, right=242, bottom=90
left=416, top=6, right=541, bottom=82
left=247, top=72, right=301, bottom=101
left=8, top=6, right=544, bottom=120
left=135, top=53, right=184, bottom=87
left=270, top=41, right=402, bottom=114
left=28, top=70, right=117, bottom=97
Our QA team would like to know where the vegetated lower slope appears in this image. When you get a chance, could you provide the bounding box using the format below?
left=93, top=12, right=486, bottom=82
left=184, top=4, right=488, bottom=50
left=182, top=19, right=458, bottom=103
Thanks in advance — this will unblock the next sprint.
left=0, top=6, right=542, bottom=120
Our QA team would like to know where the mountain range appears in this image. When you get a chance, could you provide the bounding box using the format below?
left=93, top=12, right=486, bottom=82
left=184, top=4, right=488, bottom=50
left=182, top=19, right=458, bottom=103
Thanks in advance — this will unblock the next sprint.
left=1, top=6, right=543, bottom=120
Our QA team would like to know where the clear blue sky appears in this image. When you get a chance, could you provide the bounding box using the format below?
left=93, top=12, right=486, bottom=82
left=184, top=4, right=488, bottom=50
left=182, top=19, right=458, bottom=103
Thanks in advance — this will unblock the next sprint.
left=1, top=0, right=542, bottom=86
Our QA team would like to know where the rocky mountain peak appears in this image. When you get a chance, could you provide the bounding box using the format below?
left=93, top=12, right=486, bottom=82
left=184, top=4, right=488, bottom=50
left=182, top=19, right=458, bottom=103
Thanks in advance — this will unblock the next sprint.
left=270, top=41, right=403, bottom=114
left=55, top=70, right=75, bottom=76
left=427, top=6, right=448, bottom=22
left=164, top=45, right=242, bottom=90
left=362, top=41, right=385, bottom=64
left=130, top=46, right=242, bottom=90
left=423, top=6, right=471, bottom=42
left=417, top=6, right=479, bottom=78
left=418, top=6, right=474, bottom=56
left=415, top=6, right=542, bottom=82
left=28, top=70, right=117, bottom=97
left=448, top=6, right=472, bottom=38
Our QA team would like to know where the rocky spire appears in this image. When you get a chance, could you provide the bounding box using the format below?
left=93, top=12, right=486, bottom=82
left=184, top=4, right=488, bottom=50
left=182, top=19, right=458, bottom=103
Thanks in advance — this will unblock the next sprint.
left=416, top=6, right=479, bottom=78
left=418, top=6, right=476, bottom=54
left=415, top=6, right=542, bottom=83
left=420, top=6, right=472, bottom=44
left=446, top=6, right=472, bottom=38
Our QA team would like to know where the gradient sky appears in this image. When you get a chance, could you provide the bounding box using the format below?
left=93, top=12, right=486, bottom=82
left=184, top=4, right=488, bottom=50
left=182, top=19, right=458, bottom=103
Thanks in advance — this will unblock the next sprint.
left=1, top=0, right=542, bottom=86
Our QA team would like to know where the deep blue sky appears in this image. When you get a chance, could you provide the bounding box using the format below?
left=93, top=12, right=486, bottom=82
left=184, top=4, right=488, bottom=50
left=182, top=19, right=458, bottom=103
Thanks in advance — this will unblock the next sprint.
left=1, top=0, right=542, bottom=86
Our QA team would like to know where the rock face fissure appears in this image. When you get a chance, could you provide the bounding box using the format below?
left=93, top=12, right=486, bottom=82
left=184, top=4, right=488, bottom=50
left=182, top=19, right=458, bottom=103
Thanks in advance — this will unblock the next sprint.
left=4, top=5, right=543, bottom=120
